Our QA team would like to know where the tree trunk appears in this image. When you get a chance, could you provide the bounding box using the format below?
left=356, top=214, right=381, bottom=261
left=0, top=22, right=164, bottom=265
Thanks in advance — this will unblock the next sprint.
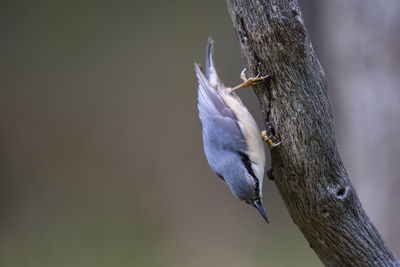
left=226, top=0, right=400, bottom=266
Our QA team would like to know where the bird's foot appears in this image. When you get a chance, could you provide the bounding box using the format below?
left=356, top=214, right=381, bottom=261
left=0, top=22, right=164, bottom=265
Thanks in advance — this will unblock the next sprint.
left=230, top=68, right=270, bottom=93
left=261, top=130, right=281, bottom=149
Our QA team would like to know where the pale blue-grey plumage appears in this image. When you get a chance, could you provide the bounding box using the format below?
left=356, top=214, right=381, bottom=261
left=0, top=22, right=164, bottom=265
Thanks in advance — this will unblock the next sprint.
left=195, top=38, right=269, bottom=223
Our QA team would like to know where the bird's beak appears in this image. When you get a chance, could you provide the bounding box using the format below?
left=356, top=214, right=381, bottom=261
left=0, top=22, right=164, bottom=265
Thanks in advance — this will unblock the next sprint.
left=253, top=199, right=269, bottom=223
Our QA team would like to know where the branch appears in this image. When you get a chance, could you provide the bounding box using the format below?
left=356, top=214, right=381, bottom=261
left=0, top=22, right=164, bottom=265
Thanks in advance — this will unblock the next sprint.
left=226, top=0, right=400, bottom=266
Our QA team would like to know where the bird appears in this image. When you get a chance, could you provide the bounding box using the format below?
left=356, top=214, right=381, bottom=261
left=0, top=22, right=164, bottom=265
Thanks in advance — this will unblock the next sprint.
left=195, top=37, right=274, bottom=223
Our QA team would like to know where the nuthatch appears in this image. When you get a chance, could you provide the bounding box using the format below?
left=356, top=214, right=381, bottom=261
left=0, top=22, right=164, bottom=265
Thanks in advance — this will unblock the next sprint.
left=195, top=38, right=273, bottom=223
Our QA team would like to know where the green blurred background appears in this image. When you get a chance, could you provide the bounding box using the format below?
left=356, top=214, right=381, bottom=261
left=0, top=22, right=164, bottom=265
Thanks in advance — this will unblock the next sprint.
left=1, top=1, right=399, bottom=266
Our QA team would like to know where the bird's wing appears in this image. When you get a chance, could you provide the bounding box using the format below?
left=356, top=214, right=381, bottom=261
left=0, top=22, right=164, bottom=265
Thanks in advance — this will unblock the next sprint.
left=195, top=64, right=225, bottom=115
left=195, top=64, right=247, bottom=152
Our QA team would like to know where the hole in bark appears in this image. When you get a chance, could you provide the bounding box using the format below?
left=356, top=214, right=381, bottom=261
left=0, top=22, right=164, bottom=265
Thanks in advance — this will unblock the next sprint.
left=336, top=186, right=348, bottom=199
left=337, top=188, right=345, bottom=196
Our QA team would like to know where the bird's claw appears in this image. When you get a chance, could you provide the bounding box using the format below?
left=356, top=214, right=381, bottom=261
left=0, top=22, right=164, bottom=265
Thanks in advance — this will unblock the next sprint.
left=261, top=130, right=281, bottom=149
left=231, top=68, right=270, bottom=93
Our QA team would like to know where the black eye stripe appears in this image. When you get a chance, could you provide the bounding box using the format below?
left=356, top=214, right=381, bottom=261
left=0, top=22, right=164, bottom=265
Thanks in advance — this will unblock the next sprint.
left=238, top=151, right=259, bottom=182
left=238, top=152, right=260, bottom=197
left=238, top=152, right=256, bottom=178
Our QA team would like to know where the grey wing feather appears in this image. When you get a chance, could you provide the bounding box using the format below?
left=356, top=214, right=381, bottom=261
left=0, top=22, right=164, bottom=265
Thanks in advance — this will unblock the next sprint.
left=201, top=114, right=247, bottom=153
left=195, top=64, right=225, bottom=116
left=195, top=64, right=247, bottom=152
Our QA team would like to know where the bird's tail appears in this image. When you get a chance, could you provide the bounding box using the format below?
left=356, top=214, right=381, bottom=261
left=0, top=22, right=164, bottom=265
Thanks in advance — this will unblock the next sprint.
left=205, top=37, right=213, bottom=79
left=205, top=37, right=219, bottom=87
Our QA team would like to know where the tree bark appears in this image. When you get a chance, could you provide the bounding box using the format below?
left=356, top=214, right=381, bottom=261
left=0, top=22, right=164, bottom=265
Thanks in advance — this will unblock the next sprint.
left=226, top=0, right=400, bottom=266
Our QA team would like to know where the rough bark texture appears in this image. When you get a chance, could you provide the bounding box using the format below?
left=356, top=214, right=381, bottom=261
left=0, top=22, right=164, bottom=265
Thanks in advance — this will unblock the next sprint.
left=226, top=0, right=400, bottom=266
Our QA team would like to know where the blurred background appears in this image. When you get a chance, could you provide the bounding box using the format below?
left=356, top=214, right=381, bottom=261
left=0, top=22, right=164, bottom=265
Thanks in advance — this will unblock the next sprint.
left=1, top=0, right=399, bottom=266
